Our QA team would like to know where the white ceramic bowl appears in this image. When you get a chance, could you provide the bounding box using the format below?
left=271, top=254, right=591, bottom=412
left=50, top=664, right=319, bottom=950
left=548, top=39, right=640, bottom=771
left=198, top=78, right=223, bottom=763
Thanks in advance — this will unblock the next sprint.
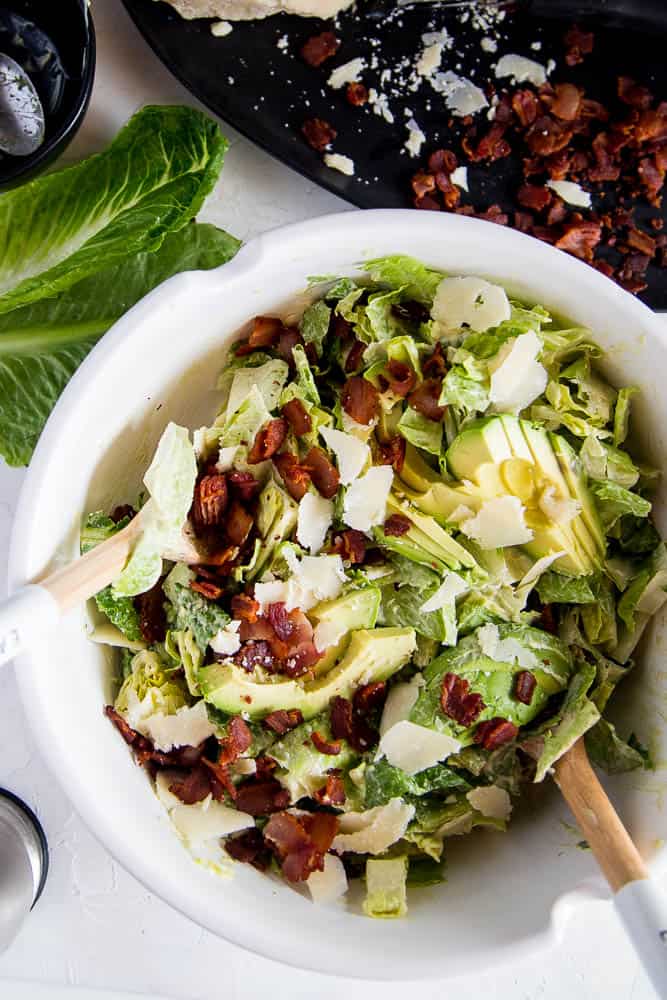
left=9, top=210, right=667, bottom=980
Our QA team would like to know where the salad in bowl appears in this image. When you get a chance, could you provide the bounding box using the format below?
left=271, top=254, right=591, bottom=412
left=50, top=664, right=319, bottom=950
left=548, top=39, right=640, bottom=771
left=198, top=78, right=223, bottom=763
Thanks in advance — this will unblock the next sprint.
left=86, top=254, right=664, bottom=919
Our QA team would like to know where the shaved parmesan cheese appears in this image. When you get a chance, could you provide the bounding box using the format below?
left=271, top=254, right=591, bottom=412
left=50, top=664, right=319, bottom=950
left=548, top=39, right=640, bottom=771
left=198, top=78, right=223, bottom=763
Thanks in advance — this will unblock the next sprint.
left=341, top=409, right=376, bottom=441
left=231, top=757, right=257, bottom=777
left=155, top=770, right=183, bottom=811
left=477, top=622, right=500, bottom=657
left=171, top=797, right=254, bottom=846
left=488, top=331, right=548, bottom=413
left=332, top=799, right=415, bottom=855
left=431, top=71, right=488, bottom=117
left=319, top=426, right=369, bottom=485
left=254, top=578, right=295, bottom=611
left=467, top=785, right=512, bottom=821
left=477, top=621, right=538, bottom=668
left=143, top=701, right=216, bottom=752
left=404, top=118, right=426, bottom=158
left=324, top=153, right=355, bottom=177
left=450, top=166, right=469, bottom=191
left=517, top=551, right=566, bottom=590
left=209, top=619, right=242, bottom=656
left=216, top=445, right=239, bottom=472
left=495, top=53, right=548, bottom=86
left=327, top=57, right=365, bottom=90
left=290, top=552, right=346, bottom=603
left=432, top=276, right=511, bottom=335
left=379, top=674, right=424, bottom=736
left=297, top=492, right=333, bottom=554
left=460, top=496, right=533, bottom=549
left=307, top=853, right=348, bottom=904
left=368, top=88, right=394, bottom=124
left=419, top=572, right=468, bottom=613
left=416, top=42, right=442, bottom=78
left=447, top=504, right=475, bottom=525
left=379, top=720, right=461, bottom=775
left=546, top=180, right=592, bottom=208
left=539, top=484, right=581, bottom=524
left=314, top=618, right=346, bottom=652
left=343, top=465, right=393, bottom=532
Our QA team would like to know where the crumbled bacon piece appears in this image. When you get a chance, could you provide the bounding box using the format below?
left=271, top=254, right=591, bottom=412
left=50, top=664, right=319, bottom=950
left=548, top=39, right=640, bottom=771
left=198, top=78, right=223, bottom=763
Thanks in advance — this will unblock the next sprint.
left=311, top=731, right=342, bottom=755
left=517, top=184, right=552, bottom=211
left=353, top=681, right=386, bottom=715
left=237, top=316, right=283, bottom=354
left=264, top=811, right=337, bottom=882
left=111, top=504, right=135, bottom=523
left=476, top=204, right=509, bottom=225
left=555, top=219, right=602, bottom=261
left=638, top=156, right=665, bottom=205
left=313, top=773, right=346, bottom=806
left=616, top=253, right=650, bottom=293
left=626, top=228, right=656, bottom=256
left=538, top=603, right=558, bottom=634
left=225, top=500, right=254, bottom=547
left=384, top=360, right=417, bottom=397
left=263, top=709, right=304, bottom=735
left=169, top=765, right=212, bottom=805
left=105, top=705, right=151, bottom=751
left=511, top=88, right=539, bottom=127
left=546, top=198, right=568, bottom=226
left=435, top=171, right=461, bottom=209
left=428, top=149, right=457, bottom=173
left=525, top=116, right=573, bottom=157
left=303, top=446, right=340, bottom=499
left=275, top=327, right=305, bottom=365
left=234, top=640, right=276, bottom=673
left=383, top=514, right=411, bottom=537
left=617, top=75, right=652, bottom=110
left=514, top=210, right=534, bottom=233
left=377, top=435, right=405, bottom=474
left=550, top=82, right=582, bottom=121
left=267, top=602, right=295, bottom=642
left=408, top=378, right=445, bottom=421
left=463, top=122, right=511, bottom=163
left=192, top=474, right=228, bottom=528
left=190, top=579, right=224, bottom=600
left=135, top=580, right=167, bottom=644
left=202, top=757, right=237, bottom=801
left=330, top=528, right=366, bottom=564
left=282, top=398, right=312, bottom=436
left=346, top=81, right=368, bottom=106
left=330, top=695, right=377, bottom=752
left=273, top=451, right=311, bottom=501
left=231, top=593, right=260, bottom=622
left=414, top=193, right=441, bottom=212
left=474, top=717, right=519, bottom=750
left=344, top=339, right=365, bottom=374
left=217, top=716, right=253, bottom=766
left=564, top=23, right=594, bottom=66
left=300, top=30, right=339, bottom=67
left=302, top=117, right=337, bottom=152
left=440, top=673, right=485, bottom=727
left=283, top=641, right=322, bottom=678
left=227, top=470, right=260, bottom=502
left=248, top=418, right=287, bottom=465
left=341, top=375, right=380, bottom=425
left=514, top=670, right=537, bottom=706
left=422, top=342, right=447, bottom=380
left=225, top=828, right=272, bottom=870
left=235, top=778, right=291, bottom=816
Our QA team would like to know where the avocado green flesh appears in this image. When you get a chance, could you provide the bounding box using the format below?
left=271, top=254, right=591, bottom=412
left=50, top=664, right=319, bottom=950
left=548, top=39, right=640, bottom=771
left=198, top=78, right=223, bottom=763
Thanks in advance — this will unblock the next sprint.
left=197, top=627, right=416, bottom=720
left=399, top=443, right=440, bottom=491
left=550, top=432, right=606, bottom=558
left=446, top=417, right=513, bottom=484
left=385, top=494, right=478, bottom=569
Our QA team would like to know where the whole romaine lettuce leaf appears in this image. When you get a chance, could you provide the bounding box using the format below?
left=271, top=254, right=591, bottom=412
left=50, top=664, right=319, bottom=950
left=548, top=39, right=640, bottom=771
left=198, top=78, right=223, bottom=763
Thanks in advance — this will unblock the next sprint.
left=0, top=106, right=227, bottom=316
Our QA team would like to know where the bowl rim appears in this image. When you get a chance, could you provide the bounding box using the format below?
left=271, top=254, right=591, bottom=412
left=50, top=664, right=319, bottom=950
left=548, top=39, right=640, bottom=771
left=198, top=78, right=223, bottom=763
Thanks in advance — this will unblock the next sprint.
left=0, top=0, right=96, bottom=187
left=8, top=209, right=667, bottom=979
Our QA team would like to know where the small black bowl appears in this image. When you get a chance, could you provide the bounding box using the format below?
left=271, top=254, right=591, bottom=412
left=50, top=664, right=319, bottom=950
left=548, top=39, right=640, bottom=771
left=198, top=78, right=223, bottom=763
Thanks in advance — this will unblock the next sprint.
left=0, top=0, right=95, bottom=189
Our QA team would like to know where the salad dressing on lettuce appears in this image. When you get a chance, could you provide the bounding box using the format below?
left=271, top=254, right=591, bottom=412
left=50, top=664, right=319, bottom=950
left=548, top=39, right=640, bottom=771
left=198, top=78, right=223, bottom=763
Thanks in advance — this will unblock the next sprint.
left=86, top=254, right=663, bottom=918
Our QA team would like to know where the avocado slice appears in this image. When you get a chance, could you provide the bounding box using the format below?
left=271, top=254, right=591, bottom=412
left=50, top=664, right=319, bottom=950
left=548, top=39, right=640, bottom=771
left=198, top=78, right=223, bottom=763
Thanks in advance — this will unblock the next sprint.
left=398, top=443, right=440, bottom=492
left=550, top=433, right=606, bottom=559
left=399, top=480, right=483, bottom=523
left=446, top=417, right=513, bottom=484
left=198, top=627, right=416, bottom=720
left=384, top=494, right=478, bottom=570
left=310, top=586, right=381, bottom=632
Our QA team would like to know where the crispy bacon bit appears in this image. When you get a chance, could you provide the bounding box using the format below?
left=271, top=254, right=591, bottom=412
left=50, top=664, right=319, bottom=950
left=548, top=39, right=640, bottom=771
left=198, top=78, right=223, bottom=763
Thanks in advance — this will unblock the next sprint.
left=143, top=743, right=205, bottom=769
left=302, top=117, right=337, bottom=152
left=264, top=811, right=338, bottom=882
left=283, top=641, right=322, bottom=678
left=227, top=470, right=260, bottom=502
left=202, top=757, right=237, bottom=801
left=234, top=640, right=276, bottom=673
left=231, top=593, right=260, bottom=622
left=514, top=670, right=537, bottom=706
left=514, top=210, right=534, bottom=233
left=273, top=451, right=311, bottom=501
left=313, top=773, right=346, bottom=806
left=341, top=375, right=380, bottom=425
left=564, top=23, right=594, bottom=66
left=330, top=695, right=377, bottom=752
left=626, top=227, right=656, bottom=256
left=411, top=171, right=436, bottom=199
left=525, top=116, right=573, bottom=157
left=344, top=339, right=366, bottom=374
left=105, top=705, right=150, bottom=750
left=135, top=581, right=167, bottom=644
left=193, top=474, right=228, bottom=528
left=303, top=446, right=340, bottom=499
left=385, top=360, right=417, bottom=397
left=235, top=778, right=291, bottom=816
left=512, top=88, right=538, bottom=127
left=275, top=327, right=304, bottom=364
left=638, top=156, right=665, bottom=205
left=550, top=82, right=582, bottom=121
left=111, top=504, right=135, bottom=523
left=190, top=579, right=224, bottom=600
left=268, top=602, right=295, bottom=642
left=414, top=193, right=441, bottom=212
left=346, top=81, right=368, bottom=106
left=408, top=378, right=445, bottom=421
left=377, top=435, right=406, bottom=474
left=330, top=528, right=367, bottom=564
left=353, top=681, right=386, bottom=714
left=248, top=418, right=287, bottom=465
left=546, top=198, right=568, bottom=227
left=474, top=717, right=519, bottom=750
left=282, top=398, right=313, bottom=436
left=311, top=731, right=342, bottom=755
left=435, top=171, right=461, bottom=209
left=538, top=603, right=558, bottom=634
left=428, top=149, right=457, bottom=173
left=518, top=184, right=552, bottom=211
left=300, top=30, right=339, bottom=66
left=440, top=673, right=485, bottom=727
left=383, top=514, right=411, bottom=537
left=463, top=122, right=511, bottom=163
left=422, top=342, right=447, bottom=380
left=617, top=75, right=652, bottom=109
left=476, top=204, right=509, bottom=225
left=225, top=828, right=272, bottom=870
left=225, top=500, right=254, bottom=547
left=263, top=709, right=304, bottom=735
left=555, top=219, right=602, bottom=261
left=169, top=765, right=211, bottom=805
left=217, top=716, right=253, bottom=767
left=237, top=316, right=283, bottom=355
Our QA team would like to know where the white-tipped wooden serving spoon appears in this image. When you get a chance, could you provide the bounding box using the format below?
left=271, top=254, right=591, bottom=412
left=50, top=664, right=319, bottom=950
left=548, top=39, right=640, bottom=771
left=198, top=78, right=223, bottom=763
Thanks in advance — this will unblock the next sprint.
left=555, top=737, right=667, bottom=996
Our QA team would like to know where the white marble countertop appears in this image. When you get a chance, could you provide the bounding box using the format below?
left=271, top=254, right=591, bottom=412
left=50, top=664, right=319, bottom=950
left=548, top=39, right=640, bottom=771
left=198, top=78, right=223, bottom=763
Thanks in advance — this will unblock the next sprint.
left=0, top=2, right=660, bottom=997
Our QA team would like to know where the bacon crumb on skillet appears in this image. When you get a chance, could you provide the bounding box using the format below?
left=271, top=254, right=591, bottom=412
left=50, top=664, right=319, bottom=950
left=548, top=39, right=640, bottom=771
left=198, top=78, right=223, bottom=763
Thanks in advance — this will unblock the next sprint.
left=346, top=82, right=368, bottom=106
left=302, top=118, right=337, bottom=152
left=300, top=31, right=339, bottom=67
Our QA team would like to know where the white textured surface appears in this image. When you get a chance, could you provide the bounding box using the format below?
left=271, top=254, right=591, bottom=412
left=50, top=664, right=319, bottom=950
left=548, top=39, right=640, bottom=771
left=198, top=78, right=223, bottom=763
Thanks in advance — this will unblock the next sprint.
left=0, top=1, right=662, bottom=997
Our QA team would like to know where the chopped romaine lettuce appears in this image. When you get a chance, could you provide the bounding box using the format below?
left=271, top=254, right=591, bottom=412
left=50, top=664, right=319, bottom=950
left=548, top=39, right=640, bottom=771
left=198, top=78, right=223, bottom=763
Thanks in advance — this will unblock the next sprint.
left=364, top=255, right=443, bottom=305
left=536, top=571, right=596, bottom=605
left=364, top=757, right=470, bottom=807
left=532, top=661, right=600, bottom=781
left=397, top=406, right=443, bottom=456
left=585, top=718, right=648, bottom=774
left=363, top=857, right=408, bottom=919
left=299, top=300, right=331, bottom=354
left=81, top=512, right=143, bottom=642
left=271, top=717, right=358, bottom=801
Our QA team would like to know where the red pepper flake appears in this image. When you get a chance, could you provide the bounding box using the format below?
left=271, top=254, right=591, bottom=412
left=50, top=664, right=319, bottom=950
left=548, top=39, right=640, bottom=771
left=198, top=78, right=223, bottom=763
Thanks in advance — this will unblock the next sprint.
left=313, top=773, right=346, bottom=806
left=300, top=31, right=338, bottom=67
left=514, top=670, right=537, bottom=706
left=440, top=673, right=485, bottom=727
left=192, top=474, right=228, bottom=528
left=346, top=81, right=368, bottom=106
left=341, top=375, right=380, bottom=425
left=303, top=446, right=340, bottom=499
left=311, top=731, right=342, bottom=755
left=474, top=717, right=519, bottom=750
left=302, top=117, right=337, bottom=153
left=263, top=709, right=304, bottom=735
left=282, top=398, right=313, bottom=436
left=383, top=514, right=411, bottom=537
